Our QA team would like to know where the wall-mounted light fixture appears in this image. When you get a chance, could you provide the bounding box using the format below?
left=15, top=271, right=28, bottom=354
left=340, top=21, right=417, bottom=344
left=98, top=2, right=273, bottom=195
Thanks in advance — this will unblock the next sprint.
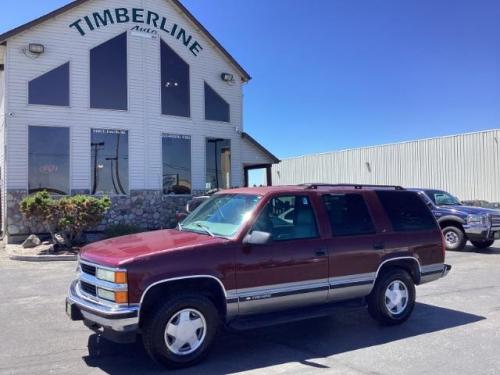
left=28, top=43, right=45, bottom=55
left=365, top=162, right=372, bottom=172
left=221, top=73, right=234, bottom=83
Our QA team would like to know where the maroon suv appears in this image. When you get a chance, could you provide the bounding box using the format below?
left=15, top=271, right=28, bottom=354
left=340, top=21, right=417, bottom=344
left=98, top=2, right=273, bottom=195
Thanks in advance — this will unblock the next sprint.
left=66, top=184, right=451, bottom=368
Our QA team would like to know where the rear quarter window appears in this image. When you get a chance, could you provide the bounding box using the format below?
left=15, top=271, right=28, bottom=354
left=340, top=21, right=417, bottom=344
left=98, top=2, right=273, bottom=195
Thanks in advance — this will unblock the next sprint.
left=376, top=191, right=437, bottom=232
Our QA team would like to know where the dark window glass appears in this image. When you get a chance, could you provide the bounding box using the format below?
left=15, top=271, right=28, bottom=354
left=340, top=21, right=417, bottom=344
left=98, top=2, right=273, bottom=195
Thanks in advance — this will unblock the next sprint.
left=205, top=82, right=229, bottom=122
left=253, top=195, right=318, bottom=241
left=90, top=33, right=127, bottom=110
left=163, top=134, right=191, bottom=195
left=322, top=194, right=375, bottom=236
left=28, top=63, right=69, bottom=106
left=206, top=138, right=231, bottom=190
left=377, top=191, right=437, bottom=232
left=161, top=40, right=190, bottom=117
left=28, top=126, right=69, bottom=195
left=424, top=190, right=461, bottom=206
left=91, top=129, right=129, bottom=195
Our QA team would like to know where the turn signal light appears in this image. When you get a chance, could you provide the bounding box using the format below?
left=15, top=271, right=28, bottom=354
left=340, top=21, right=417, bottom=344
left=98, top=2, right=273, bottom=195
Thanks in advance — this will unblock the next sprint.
left=115, top=271, right=127, bottom=284
left=114, top=291, right=128, bottom=304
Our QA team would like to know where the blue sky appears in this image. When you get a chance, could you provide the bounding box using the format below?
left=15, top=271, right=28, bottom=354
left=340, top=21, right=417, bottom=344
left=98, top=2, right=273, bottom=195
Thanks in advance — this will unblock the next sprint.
left=1, top=0, right=499, bottom=163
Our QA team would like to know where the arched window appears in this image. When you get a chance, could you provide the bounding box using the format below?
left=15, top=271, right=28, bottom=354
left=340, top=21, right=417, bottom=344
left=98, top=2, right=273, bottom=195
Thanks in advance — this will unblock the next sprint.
left=161, top=40, right=190, bottom=117
left=205, top=82, right=229, bottom=122
left=90, top=33, right=128, bottom=110
left=28, top=62, right=69, bottom=106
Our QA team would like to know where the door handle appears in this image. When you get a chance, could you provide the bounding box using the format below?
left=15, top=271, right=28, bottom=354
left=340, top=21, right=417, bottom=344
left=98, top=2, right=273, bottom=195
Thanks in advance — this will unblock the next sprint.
left=373, top=243, right=385, bottom=250
left=315, top=249, right=327, bottom=257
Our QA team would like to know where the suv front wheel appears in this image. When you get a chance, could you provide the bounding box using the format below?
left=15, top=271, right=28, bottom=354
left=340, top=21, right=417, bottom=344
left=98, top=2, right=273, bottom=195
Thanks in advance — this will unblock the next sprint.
left=367, top=269, right=416, bottom=325
left=142, top=294, right=219, bottom=369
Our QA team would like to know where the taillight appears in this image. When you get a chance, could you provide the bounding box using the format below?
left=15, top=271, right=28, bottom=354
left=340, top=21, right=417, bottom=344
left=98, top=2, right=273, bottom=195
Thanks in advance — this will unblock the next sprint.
left=441, top=232, right=446, bottom=257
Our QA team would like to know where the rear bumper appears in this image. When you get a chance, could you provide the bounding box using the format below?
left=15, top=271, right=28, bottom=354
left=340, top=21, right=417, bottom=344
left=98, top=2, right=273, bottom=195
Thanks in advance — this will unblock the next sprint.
left=66, top=280, right=139, bottom=343
left=420, top=263, right=452, bottom=284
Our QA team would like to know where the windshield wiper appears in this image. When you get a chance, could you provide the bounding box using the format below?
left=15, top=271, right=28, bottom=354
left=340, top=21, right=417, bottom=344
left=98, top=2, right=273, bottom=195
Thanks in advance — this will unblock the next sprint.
left=194, top=222, right=215, bottom=237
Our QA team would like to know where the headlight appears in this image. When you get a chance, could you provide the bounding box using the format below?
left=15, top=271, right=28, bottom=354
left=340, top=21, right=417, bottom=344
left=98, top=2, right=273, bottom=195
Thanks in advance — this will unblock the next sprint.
left=97, top=288, right=128, bottom=304
left=96, top=268, right=127, bottom=284
left=467, top=214, right=490, bottom=226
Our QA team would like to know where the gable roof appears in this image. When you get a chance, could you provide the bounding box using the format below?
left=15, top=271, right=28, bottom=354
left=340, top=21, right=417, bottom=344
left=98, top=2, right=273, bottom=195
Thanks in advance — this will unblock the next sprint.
left=242, top=132, right=280, bottom=164
left=0, top=0, right=251, bottom=81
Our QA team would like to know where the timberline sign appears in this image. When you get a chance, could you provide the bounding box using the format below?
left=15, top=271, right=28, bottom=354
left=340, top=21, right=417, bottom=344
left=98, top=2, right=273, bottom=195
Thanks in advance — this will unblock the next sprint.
left=69, top=8, right=203, bottom=56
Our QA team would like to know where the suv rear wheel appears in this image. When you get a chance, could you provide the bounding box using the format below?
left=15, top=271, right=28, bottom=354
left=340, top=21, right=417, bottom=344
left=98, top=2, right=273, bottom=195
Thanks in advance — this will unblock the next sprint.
left=367, top=269, right=416, bottom=325
left=470, top=239, right=495, bottom=249
left=442, top=226, right=467, bottom=251
left=142, top=294, right=219, bottom=369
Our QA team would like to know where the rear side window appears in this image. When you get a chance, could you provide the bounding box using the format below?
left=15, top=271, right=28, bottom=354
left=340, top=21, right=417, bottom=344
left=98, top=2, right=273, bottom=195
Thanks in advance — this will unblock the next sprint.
left=377, top=191, right=437, bottom=232
left=322, top=194, right=376, bottom=236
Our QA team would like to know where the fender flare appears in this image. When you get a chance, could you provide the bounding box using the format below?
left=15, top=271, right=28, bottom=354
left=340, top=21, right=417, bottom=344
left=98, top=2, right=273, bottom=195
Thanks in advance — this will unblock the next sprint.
left=436, top=215, right=466, bottom=226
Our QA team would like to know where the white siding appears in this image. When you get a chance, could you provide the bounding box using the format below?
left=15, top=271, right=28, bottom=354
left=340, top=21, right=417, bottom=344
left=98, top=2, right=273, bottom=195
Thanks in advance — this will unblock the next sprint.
left=272, top=130, right=500, bottom=202
left=4, top=0, right=245, bottom=191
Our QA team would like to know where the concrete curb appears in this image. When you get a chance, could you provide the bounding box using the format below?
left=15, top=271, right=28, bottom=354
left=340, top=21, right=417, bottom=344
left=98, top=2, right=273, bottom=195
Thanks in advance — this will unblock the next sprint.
left=5, top=245, right=77, bottom=262
left=8, top=253, right=77, bottom=262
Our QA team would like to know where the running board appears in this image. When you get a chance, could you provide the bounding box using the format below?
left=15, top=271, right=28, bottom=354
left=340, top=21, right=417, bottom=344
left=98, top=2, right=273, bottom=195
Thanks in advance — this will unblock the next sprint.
left=227, top=298, right=366, bottom=331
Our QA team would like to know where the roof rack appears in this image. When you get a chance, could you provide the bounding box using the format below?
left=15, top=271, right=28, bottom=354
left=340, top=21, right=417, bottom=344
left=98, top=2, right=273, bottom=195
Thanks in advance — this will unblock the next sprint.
left=300, top=183, right=405, bottom=190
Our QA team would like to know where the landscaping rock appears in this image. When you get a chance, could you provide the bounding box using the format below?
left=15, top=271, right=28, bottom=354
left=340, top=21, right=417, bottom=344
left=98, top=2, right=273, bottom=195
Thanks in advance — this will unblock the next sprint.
left=22, top=234, right=41, bottom=249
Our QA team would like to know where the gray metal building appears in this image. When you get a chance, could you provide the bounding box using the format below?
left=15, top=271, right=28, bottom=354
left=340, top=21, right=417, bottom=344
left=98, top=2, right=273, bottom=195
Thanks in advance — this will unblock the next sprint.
left=272, top=129, right=500, bottom=202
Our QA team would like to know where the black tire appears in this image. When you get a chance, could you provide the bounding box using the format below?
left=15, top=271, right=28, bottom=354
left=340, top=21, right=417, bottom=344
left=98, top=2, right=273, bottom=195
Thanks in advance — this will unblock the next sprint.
left=367, top=269, right=416, bottom=326
left=470, top=239, right=495, bottom=249
left=142, top=294, right=219, bottom=369
left=442, top=226, right=467, bottom=251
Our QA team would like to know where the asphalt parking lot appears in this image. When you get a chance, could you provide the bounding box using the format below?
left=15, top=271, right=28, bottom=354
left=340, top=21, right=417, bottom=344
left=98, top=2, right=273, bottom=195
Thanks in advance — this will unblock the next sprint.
left=1, top=243, right=500, bottom=375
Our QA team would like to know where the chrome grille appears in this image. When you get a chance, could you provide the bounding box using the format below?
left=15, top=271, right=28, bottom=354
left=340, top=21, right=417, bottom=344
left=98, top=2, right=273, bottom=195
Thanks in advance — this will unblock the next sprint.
left=491, top=215, right=500, bottom=228
left=80, top=281, right=97, bottom=296
left=80, top=262, right=96, bottom=276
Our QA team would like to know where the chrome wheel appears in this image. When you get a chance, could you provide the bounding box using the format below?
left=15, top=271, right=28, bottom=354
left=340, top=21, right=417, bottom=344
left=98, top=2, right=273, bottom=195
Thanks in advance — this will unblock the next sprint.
left=384, top=280, right=409, bottom=315
left=164, top=308, right=207, bottom=356
left=445, top=231, right=459, bottom=246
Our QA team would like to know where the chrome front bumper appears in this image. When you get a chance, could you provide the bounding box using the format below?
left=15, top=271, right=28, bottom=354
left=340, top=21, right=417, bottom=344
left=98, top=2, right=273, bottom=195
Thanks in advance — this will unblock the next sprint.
left=66, top=280, right=139, bottom=337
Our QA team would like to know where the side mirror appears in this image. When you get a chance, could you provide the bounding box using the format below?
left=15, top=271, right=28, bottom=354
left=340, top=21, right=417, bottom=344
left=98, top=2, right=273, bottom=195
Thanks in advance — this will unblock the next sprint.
left=243, top=231, right=272, bottom=246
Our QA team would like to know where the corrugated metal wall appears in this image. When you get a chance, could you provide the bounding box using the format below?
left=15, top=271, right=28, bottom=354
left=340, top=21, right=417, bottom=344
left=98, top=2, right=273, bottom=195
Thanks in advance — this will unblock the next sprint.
left=272, top=130, right=500, bottom=202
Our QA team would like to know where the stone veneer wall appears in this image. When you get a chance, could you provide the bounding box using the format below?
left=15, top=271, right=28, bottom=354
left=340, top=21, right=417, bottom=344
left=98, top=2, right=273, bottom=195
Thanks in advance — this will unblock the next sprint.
left=5, top=189, right=203, bottom=243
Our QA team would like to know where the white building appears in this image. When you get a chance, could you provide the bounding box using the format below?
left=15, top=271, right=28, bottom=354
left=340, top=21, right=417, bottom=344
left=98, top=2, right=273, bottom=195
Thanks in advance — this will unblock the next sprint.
left=0, top=0, right=278, bottom=241
left=273, top=129, right=500, bottom=202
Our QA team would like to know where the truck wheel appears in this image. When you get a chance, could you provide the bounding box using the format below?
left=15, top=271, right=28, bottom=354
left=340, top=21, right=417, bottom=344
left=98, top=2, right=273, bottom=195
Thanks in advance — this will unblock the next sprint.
left=442, top=226, right=467, bottom=251
left=367, top=269, right=416, bottom=326
left=470, top=239, right=495, bottom=249
left=142, top=294, right=219, bottom=369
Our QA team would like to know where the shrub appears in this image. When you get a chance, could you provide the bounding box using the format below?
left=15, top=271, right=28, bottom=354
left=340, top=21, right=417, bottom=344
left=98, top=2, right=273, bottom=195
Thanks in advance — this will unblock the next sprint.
left=20, top=191, right=59, bottom=241
left=20, top=192, right=111, bottom=247
left=57, top=195, right=111, bottom=245
left=105, top=223, right=142, bottom=238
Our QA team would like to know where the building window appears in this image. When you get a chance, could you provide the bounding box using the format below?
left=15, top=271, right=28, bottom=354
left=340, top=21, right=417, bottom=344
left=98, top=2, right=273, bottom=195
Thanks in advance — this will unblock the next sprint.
left=205, top=82, right=229, bottom=122
left=28, top=62, right=70, bottom=106
left=163, top=134, right=192, bottom=194
left=161, top=40, right=190, bottom=117
left=206, top=138, right=231, bottom=190
left=91, top=129, right=129, bottom=195
left=322, top=194, right=376, bottom=236
left=90, top=33, right=128, bottom=110
left=28, top=126, right=69, bottom=195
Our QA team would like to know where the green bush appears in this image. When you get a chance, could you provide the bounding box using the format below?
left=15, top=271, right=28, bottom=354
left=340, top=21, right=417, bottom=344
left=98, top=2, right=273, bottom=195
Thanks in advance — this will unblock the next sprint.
left=20, top=192, right=111, bottom=247
left=105, top=223, right=142, bottom=238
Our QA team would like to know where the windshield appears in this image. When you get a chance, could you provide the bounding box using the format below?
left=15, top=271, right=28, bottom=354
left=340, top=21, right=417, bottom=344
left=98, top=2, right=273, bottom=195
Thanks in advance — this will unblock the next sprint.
left=181, top=194, right=261, bottom=238
left=425, top=190, right=461, bottom=206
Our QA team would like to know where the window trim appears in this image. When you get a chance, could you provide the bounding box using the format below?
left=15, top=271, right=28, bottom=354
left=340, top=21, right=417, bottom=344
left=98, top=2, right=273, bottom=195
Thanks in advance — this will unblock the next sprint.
left=27, top=61, right=71, bottom=108
left=250, top=194, right=321, bottom=242
left=161, top=132, right=193, bottom=196
left=321, top=193, right=377, bottom=238
left=26, top=124, right=72, bottom=195
left=159, top=38, right=192, bottom=119
left=203, top=81, right=231, bottom=123
left=88, top=32, right=129, bottom=112
left=89, top=127, right=130, bottom=196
